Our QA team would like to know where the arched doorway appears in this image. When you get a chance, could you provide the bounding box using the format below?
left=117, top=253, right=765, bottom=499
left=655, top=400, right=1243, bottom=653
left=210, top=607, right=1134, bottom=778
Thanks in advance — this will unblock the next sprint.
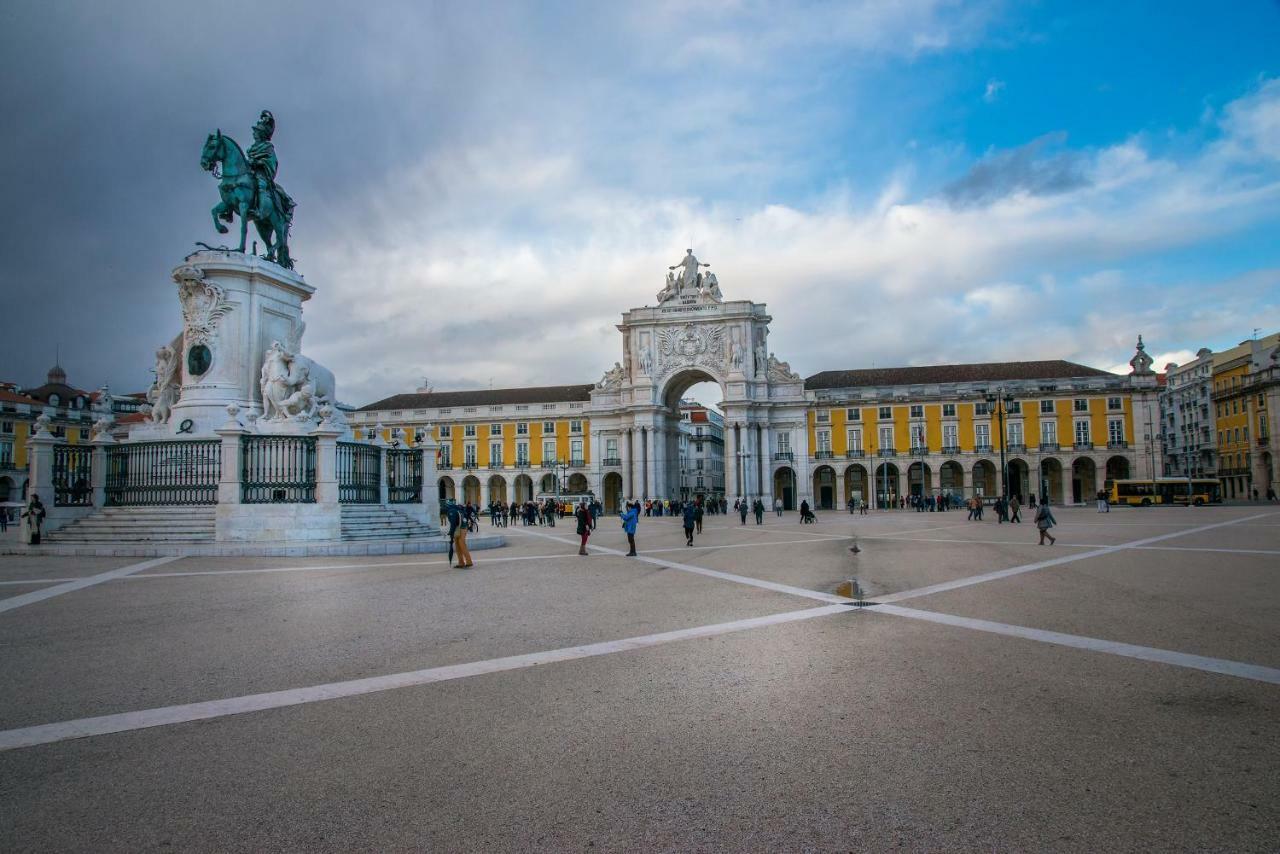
left=773, top=466, right=797, bottom=510
left=874, top=462, right=899, bottom=508
left=1260, top=452, right=1274, bottom=498
left=0, top=476, right=11, bottom=503
left=907, top=461, right=933, bottom=497
left=1071, top=458, right=1097, bottom=504
left=462, top=475, right=481, bottom=505
left=657, top=367, right=729, bottom=501
left=844, top=464, right=868, bottom=507
left=1007, top=458, right=1029, bottom=501
left=438, top=476, right=456, bottom=501
left=566, top=472, right=590, bottom=494
left=939, top=460, right=964, bottom=499
left=539, top=473, right=557, bottom=494
left=972, top=460, right=997, bottom=497
left=487, top=475, right=507, bottom=504
left=1105, top=456, right=1130, bottom=483
left=813, top=465, right=836, bottom=510
left=513, top=473, right=534, bottom=503
left=1039, top=458, right=1064, bottom=504
left=603, top=472, right=623, bottom=513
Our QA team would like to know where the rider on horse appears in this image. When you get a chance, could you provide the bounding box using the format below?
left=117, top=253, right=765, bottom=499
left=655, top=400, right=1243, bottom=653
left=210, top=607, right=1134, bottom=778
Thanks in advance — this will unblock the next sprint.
left=247, top=110, right=295, bottom=225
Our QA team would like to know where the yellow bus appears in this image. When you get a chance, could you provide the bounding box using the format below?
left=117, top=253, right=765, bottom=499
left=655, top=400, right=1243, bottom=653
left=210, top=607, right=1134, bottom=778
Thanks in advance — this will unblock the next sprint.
left=1107, top=478, right=1223, bottom=507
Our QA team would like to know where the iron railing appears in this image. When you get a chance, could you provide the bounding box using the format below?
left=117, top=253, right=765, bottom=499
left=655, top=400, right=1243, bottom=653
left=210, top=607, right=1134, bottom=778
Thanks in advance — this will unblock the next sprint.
left=387, top=448, right=423, bottom=504
left=843, top=450, right=864, bottom=459
left=1040, top=442, right=1060, bottom=452
left=241, top=436, right=316, bottom=503
left=941, top=445, right=961, bottom=455
left=1006, top=443, right=1027, bottom=454
left=814, top=450, right=834, bottom=460
left=974, top=444, right=993, bottom=453
left=1073, top=442, right=1094, bottom=451
left=337, top=441, right=381, bottom=503
left=878, top=449, right=897, bottom=457
left=775, top=451, right=795, bottom=461
left=52, top=443, right=93, bottom=507
left=105, top=440, right=221, bottom=506
left=601, top=457, right=622, bottom=466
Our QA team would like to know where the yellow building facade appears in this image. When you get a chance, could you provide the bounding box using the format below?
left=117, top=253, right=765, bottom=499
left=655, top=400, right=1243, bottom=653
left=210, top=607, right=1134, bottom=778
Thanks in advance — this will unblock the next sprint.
left=1212, top=333, right=1280, bottom=499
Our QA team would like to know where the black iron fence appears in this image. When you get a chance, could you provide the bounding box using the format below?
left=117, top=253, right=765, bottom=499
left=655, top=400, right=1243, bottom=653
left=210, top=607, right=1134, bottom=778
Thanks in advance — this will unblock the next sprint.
left=241, top=436, right=316, bottom=503
left=105, top=440, right=221, bottom=506
left=53, top=444, right=94, bottom=507
left=386, top=448, right=423, bottom=504
left=338, top=442, right=382, bottom=503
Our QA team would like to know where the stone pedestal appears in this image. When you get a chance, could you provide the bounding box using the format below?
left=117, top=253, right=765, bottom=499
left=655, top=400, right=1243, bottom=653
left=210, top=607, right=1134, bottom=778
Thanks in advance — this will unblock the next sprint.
left=141, top=250, right=333, bottom=439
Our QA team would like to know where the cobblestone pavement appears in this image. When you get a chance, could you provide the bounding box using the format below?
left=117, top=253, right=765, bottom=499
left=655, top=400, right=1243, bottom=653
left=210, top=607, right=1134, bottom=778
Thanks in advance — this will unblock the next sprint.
left=1, top=505, right=1277, bottom=852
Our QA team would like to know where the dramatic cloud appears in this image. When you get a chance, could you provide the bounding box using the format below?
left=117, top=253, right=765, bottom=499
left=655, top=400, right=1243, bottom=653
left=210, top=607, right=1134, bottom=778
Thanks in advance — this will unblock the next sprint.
left=1, top=3, right=1277, bottom=407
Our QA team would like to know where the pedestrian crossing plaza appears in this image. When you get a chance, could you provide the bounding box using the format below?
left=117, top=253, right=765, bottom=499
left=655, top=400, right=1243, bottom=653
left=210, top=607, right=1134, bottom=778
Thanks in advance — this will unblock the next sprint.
left=1, top=505, right=1277, bottom=850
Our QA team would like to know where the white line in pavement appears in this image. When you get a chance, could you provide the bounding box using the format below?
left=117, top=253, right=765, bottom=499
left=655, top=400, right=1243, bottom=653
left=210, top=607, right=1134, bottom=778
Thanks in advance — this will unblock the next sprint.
left=0, top=578, right=83, bottom=587
left=859, top=535, right=1280, bottom=556
left=0, top=603, right=852, bottom=752
left=510, top=527, right=852, bottom=604
left=876, top=511, right=1278, bottom=605
left=872, top=604, right=1280, bottom=686
left=0, top=556, right=180, bottom=615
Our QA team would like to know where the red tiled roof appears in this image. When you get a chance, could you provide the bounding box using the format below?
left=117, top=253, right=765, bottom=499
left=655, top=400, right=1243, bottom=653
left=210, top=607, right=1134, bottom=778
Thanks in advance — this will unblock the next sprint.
left=805, top=360, right=1114, bottom=390
left=359, top=384, right=595, bottom=412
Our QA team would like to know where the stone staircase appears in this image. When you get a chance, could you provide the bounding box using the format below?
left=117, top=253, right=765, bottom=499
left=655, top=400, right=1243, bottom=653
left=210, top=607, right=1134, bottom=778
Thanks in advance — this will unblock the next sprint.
left=47, top=506, right=217, bottom=544
left=340, top=505, right=440, bottom=540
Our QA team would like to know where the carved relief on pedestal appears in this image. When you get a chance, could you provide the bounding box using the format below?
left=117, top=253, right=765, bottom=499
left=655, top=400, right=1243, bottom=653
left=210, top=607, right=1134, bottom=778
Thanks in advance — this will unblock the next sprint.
left=147, top=344, right=182, bottom=424
left=173, top=265, right=233, bottom=347
left=259, top=340, right=323, bottom=422
left=655, top=323, right=726, bottom=377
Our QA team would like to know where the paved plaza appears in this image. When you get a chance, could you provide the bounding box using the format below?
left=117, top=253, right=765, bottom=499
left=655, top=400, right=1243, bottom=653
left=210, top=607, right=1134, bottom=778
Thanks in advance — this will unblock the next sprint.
left=1, top=506, right=1277, bottom=851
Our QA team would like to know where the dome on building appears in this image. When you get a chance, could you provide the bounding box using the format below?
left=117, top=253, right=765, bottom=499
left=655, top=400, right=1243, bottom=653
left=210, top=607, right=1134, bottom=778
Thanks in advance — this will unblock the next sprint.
left=47, top=364, right=67, bottom=385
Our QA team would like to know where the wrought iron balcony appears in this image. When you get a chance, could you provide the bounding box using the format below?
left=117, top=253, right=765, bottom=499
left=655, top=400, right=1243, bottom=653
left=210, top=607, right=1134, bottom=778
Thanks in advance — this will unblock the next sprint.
left=1073, top=442, right=1094, bottom=451
left=941, top=444, right=961, bottom=455
left=773, top=451, right=794, bottom=461
left=1039, top=442, right=1060, bottom=452
left=974, top=444, right=993, bottom=453
left=1107, top=440, right=1129, bottom=449
left=877, top=448, right=897, bottom=457
left=844, top=449, right=865, bottom=459
left=513, top=461, right=531, bottom=469
left=569, top=458, right=586, bottom=467
left=1005, top=443, right=1026, bottom=454
left=602, top=456, right=622, bottom=466
left=437, top=462, right=454, bottom=471
left=814, top=450, right=834, bottom=460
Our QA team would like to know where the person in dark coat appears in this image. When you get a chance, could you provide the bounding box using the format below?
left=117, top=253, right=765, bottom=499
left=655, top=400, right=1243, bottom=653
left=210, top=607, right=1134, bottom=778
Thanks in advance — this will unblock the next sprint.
left=694, top=500, right=704, bottom=534
left=738, top=499, right=749, bottom=525
left=682, top=502, right=697, bottom=546
left=1034, top=500, right=1057, bottom=545
left=753, top=498, right=765, bottom=524
left=575, top=500, right=592, bottom=555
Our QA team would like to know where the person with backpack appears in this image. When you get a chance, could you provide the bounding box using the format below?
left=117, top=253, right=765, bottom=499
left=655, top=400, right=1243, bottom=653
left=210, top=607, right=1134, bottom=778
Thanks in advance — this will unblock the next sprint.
left=445, top=499, right=473, bottom=568
left=753, top=497, right=765, bottom=525
left=739, top=498, right=749, bottom=525
left=620, top=501, right=639, bottom=556
left=1034, top=499, right=1057, bottom=546
left=682, top=501, right=697, bottom=546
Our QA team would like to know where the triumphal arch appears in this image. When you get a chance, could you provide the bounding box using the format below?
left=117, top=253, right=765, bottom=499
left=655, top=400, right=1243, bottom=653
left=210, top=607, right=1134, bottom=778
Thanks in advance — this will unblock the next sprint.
left=587, top=250, right=811, bottom=507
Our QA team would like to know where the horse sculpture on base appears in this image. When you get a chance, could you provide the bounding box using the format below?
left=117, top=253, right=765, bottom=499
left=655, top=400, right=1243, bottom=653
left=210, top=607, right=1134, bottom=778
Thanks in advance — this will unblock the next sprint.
left=200, top=130, right=294, bottom=269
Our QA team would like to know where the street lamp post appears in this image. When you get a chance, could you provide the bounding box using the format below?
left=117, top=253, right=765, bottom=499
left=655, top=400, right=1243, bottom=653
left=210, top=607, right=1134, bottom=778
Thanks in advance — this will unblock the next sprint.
left=986, top=388, right=1015, bottom=502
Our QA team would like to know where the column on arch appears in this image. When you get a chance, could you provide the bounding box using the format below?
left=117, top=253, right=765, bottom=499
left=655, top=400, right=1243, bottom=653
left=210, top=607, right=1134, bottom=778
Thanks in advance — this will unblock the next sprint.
left=724, top=421, right=738, bottom=500
left=644, top=426, right=657, bottom=499
left=620, top=428, right=632, bottom=500
left=759, top=423, right=773, bottom=502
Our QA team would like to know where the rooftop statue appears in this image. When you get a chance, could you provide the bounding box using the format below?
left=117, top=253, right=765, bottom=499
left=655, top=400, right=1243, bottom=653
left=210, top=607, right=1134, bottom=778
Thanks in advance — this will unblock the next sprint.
left=199, top=110, right=297, bottom=269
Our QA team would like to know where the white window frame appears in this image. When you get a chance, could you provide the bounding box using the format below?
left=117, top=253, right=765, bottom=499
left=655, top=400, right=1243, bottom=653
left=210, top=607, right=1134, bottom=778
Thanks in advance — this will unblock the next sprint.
left=847, top=428, right=862, bottom=451
left=1074, top=419, right=1091, bottom=445
left=542, top=421, right=556, bottom=433
left=846, top=408, right=861, bottom=421
left=975, top=423, right=990, bottom=447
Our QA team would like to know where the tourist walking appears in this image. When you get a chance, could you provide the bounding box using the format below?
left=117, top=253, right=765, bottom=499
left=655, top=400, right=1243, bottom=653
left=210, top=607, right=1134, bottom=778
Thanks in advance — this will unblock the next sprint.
left=1034, top=500, right=1057, bottom=546
left=739, top=499, right=748, bottom=525
left=575, top=500, right=592, bottom=555
left=1096, top=489, right=1110, bottom=513
left=799, top=499, right=815, bottom=524
left=694, top=500, right=704, bottom=534
left=682, top=501, right=697, bottom=546
left=753, top=497, right=765, bottom=525
left=21, top=494, right=45, bottom=545
left=776, top=497, right=784, bottom=517
left=446, top=500, right=473, bottom=568
left=620, top=501, right=639, bottom=556
left=1008, top=494, right=1022, bottom=523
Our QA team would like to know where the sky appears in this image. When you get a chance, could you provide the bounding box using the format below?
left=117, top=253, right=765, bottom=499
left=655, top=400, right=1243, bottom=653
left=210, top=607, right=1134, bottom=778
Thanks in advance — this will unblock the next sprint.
left=2, top=0, right=1279, bottom=406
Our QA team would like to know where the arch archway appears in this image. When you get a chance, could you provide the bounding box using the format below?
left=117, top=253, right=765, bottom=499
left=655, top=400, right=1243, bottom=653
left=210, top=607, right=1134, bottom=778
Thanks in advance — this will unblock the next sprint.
left=939, top=460, right=964, bottom=499
left=656, top=367, right=729, bottom=501
left=874, top=462, right=899, bottom=508
left=566, top=472, right=590, bottom=494
left=602, top=472, right=623, bottom=513
left=813, top=465, right=836, bottom=510
left=907, top=461, right=933, bottom=497
left=1007, top=458, right=1029, bottom=501
left=438, top=476, right=456, bottom=501
left=487, top=474, right=507, bottom=504
left=539, top=473, right=557, bottom=494
left=972, top=460, right=997, bottom=497
left=1105, top=456, right=1131, bottom=482
left=1039, top=458, right=1064, bottom=504
left=773, top=466, right=797, bottom=510
left=513, top=473, right=534, bottom=503
left=461, top=475, right=481, bottom=505
left=1071, top=458, right=1097, bottom=504
left=0, top=476, right=12, bottom=503
left=844, top=464, right=868, bottom=507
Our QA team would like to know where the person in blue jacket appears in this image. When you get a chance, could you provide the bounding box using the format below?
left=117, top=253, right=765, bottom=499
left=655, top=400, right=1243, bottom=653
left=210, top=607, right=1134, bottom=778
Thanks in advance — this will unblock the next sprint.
left=620, top=501, right=640, bottom=556
left=682, top=501, right=697, bottom=546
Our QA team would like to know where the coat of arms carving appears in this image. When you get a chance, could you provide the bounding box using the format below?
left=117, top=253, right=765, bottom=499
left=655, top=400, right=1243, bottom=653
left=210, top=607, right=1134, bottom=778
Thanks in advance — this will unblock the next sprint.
left=656, top=323, right=726, bottom=376
left=173, top=264, right=233, bottom=346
